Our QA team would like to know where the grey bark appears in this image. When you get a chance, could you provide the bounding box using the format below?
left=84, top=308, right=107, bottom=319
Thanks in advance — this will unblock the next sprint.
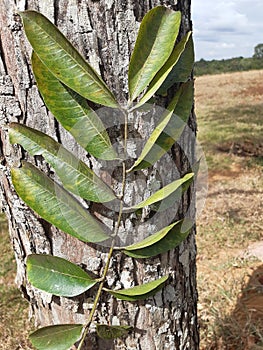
left=0, top=0, right=199, bottom=349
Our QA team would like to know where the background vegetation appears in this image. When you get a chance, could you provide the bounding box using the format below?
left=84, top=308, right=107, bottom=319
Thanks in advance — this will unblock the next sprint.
left=195, top=44, right=263, bottom=76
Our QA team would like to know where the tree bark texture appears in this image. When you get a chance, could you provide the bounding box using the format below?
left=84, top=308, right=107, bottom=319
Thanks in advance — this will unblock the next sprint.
left=0, top=0, right=199, bottom=349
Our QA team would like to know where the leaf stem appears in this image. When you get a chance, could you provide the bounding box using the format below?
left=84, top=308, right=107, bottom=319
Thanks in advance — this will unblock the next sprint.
left=77, top=109, right=128, bottom=349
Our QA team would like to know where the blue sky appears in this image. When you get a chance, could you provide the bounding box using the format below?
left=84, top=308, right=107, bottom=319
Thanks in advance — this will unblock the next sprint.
left=192, top=0, right=263, bottom=60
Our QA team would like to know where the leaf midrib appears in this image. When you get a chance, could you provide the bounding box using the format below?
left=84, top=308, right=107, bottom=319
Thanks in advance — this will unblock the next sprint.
left=16, top=130, right=110, bottom=193
left=32, top=325, right=82, bottom=339
left=132, top=173, right=193, bottom=209
left=131, top=109, right=173, bottom=169
left=125, top=222, right=178, bottom=250
left=61, top=86, right=112, bottom=150
left=20, top=166, right=101, bottom=232
left=130, top=11, right=176, bottom=100
left=26, top=13, right=110, bottom=98
left=14, top=132, right=92, bottom=181
left=33, top=54, right=115, bottom=155
left=30, top=263, right=94, bottom=282
left=105, top=276, right=168, bottom=296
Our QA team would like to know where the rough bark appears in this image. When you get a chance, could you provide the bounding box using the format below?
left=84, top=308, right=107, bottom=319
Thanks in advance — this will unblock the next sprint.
left=0, top=0, right=199, bottom=349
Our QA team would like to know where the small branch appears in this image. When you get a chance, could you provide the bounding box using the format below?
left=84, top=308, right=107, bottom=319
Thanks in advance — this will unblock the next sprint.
left=77, top=109, right=129, bottom=350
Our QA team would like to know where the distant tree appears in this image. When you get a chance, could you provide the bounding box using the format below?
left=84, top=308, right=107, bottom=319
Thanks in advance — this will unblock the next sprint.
left=253, top=44, right=263, bottom=59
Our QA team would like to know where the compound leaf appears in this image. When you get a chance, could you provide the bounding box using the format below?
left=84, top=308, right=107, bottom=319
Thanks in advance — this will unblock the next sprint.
left=128, top=6, right=181, bottom=102
left=104, top=275, right=168, bottom=301
left=29, top=324, right=83, bottom=350
left=96, top=324, right=133, bottom=340
left=32, top=52, right=117, bottom=160
left=27, top=254, right=98, bottom=297
left=20, top=11, right=118, bottom=108
left=11, top=162, right=109, bottom=243
left=9, top=123, right=115, bottom=203
left=123, top=219, right=192, bottom=258
left=128, top=81, right=193, bottom=172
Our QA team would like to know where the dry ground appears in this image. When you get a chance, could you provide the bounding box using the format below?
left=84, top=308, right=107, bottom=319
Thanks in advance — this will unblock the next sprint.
left=0, top=70, right=262, bottom=349
left=0, top=216, right=33, bottom=349
left=196, top=70, right=263, bottom=350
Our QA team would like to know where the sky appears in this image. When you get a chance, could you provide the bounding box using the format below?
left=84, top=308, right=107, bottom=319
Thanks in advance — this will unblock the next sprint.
left=192, top=0, right=263, bottom=61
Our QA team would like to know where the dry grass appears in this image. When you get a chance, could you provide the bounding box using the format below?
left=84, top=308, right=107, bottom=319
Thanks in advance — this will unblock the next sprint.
left=196, top=70, right=263, bottom=350
left=195, top=70, right=263, bottom=171
left=0, top=215, right=33, bottom=349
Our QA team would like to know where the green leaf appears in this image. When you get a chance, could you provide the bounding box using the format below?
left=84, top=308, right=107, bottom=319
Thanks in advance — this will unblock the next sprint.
left=133, top=32, right=192, bottom=108
left=32, top=52, right=117, bottom=160
left=123, top=219, right=192, bottom=259
left=158, top=34, right=195, bottom=95
left=128, top=81, right=194, bottom=172
left=11, top=162, right=109, bottom=243
left=9, top=123, right=115, bottom=203
left=29, top=324, right=83, bottom=350
left=27, top=254, right=98, bottom=297
left=19, top=11, right=118, bottom=108
left=104, top=275, right=168, bottom=301
left=124, top=172, right=194, bottom=212
left=96, top=324, right=133, bottom=340
left=128, top=6, right=181, bottom=102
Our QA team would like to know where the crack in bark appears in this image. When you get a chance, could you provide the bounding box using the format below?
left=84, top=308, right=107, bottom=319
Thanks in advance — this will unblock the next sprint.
left=0, top=129, right=5, bottom=165
left=0, top=37, right=8, bottom=75
left=53, top=0, right=59, bottom=26
left=54, top=117, right=62, bottom=144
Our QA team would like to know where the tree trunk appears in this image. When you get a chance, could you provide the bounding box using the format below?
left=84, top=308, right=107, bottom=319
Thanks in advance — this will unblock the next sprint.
left=0, top=0, right=199, bottom=349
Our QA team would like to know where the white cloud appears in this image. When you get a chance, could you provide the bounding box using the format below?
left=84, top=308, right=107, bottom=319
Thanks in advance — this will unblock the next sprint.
left=220, top=43, right=236, bottom=49
left=192, top=0, right=263, bottom=60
